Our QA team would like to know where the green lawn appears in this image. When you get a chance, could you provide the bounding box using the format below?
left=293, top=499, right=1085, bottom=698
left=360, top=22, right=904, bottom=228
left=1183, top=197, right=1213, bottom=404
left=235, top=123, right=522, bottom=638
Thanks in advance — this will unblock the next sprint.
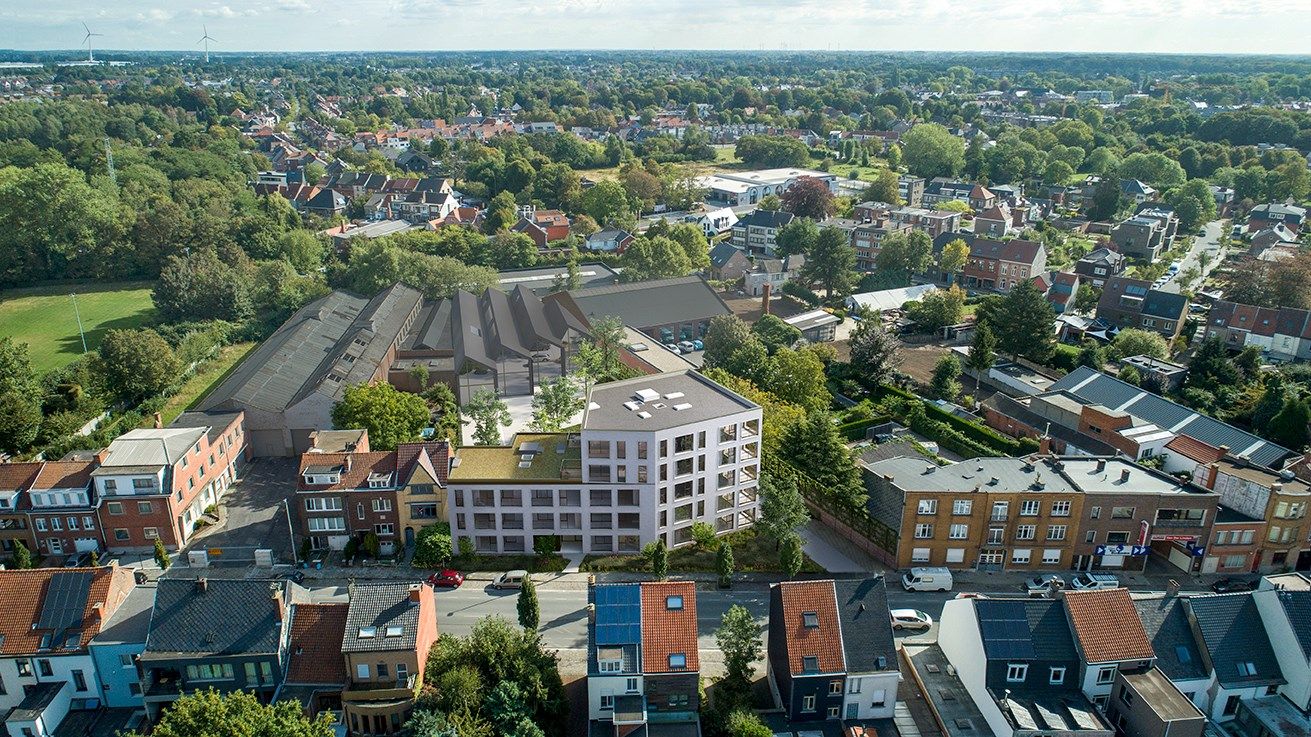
left=0, top=282, right=156, bottom=373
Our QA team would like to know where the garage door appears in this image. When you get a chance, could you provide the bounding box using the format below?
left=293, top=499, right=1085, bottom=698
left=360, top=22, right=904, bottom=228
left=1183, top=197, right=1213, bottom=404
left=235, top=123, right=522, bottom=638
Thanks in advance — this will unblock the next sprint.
left=249, top=429, right=289, bottom=457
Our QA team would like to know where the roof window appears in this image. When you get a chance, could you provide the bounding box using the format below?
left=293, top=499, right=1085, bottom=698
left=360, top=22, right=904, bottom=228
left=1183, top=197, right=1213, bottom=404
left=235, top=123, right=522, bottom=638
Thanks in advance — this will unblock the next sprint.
left=802, top=612, right=819, bottom=628
left=666, top=595, right=683, bottom=611
left=358, top=626, right=377, bottom=639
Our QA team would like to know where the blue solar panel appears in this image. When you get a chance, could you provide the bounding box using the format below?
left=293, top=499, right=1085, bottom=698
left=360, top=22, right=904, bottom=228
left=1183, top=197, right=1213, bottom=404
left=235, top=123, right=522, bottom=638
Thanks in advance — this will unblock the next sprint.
left=978, top=600, right=1036, bottom=660
left=595, top=584, right=641, bottom=646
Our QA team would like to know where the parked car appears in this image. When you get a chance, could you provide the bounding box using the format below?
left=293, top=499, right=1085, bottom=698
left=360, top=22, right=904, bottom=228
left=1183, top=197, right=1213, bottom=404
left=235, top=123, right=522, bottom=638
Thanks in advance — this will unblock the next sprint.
left=1210, top=577, right=1254, bottom=593
left=62, top=553, right=90, bottom=568
left=692, top=339, right=704, bottom=350
left=1022, top=574, right=1066, bottom=597
left=901, top=567, right=953, bottom=592
left=890, top=609, right=933, bottom=632
left=427, top=569, right=466, bottom=588
left=279, top=569, right=306, bottom=584
left=664, top=343, right=681, bottom=354
left=492, top=570, right=528, bottom=590
left=1071, top=572, right=1121, bottom=590
left=677, top=340, right=696, bottom=353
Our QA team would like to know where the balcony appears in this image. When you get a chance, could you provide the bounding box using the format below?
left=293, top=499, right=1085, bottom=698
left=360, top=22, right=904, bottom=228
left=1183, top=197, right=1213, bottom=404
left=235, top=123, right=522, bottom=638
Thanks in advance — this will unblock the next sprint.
left=1154, top=518, right=1205, bottom=529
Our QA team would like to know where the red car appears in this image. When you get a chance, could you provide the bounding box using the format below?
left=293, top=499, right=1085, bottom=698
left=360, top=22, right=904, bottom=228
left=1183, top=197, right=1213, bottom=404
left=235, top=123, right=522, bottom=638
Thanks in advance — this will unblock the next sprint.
left=426, top=569, right=465, bottom=588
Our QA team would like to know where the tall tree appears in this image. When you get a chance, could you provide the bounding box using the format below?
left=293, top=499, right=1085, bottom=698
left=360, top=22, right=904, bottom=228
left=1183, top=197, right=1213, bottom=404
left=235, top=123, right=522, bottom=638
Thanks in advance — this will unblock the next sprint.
left=930, top=354, right=963, bottom=401
left=97, top=328, right=182, bottom=403
left=574, top=315, right=631, bottom=385
left=900, top=123, right=965, bottom=179
left=331, top=382, right=429, bottom=451
left=773, top=218, right=819, bottom=259
left=529, top=377, right=583, bottom=433
left=464, top=389, right=512, bottom=446
left=938, top=238, right=970, bottom=284
left=861, top=168, right=902, bottom=205
left=781, top=177, right=836, bottom=219
left=989, top=281, right=1056, bottom=363
left=666, top=223, right=711, bottom=272
left=1110, top=329, right=1169, bottom=360
left=780, top=534, right=804, bottom=579
left=483, top=190, right=519, bottom=234
left=715, top=542, right=735, bottom=589
left=153, top=250, right=253, bottom=323
left=875, top=230, right=933, bottom=286
left=757, top=473, right=807, bottom=544
left=966, top=323, right=997, bottom=396
left=800, top=226, right=856, bottom=297
left=1187, top=337, right=1241, bottom=390
left=716, top=605, right=763, bottom=707
left=848, top=311, right=902, bottom=386
left=782, top=411, right=864, bottom=509
left=751, top=315, right=802, bottom=355
left=0, top=338, right=41, bottom=454
left=761, top=348, right=829, bottom=411
left=517, top=576, right=540, bottom=631
left=620, top=236, right=692, bottom=282
left=646, top=538, right=668, bottom=580
left=128, top=689, right=334, bottom=737
left=1269, top=396, right=1311, bottom=450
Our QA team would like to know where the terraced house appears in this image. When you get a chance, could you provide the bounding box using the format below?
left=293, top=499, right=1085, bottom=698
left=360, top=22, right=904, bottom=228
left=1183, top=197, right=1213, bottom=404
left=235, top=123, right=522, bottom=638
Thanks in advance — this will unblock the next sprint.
left=446, top=371, right=762, bottom=555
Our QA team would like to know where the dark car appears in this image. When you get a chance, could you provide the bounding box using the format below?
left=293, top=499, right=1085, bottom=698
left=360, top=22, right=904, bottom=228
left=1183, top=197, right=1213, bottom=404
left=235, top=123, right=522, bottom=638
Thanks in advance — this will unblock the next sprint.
left=427, top=569, right=466, bottom=588
left=1210, top=578, right=1254, bottom=593
left=280, top=569, right=306, bottom=584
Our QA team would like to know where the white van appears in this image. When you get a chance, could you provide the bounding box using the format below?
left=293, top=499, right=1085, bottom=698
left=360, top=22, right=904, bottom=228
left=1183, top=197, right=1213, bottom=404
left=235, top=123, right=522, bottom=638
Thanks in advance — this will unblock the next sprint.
left=1071, top=572, right=1120, bottom=590
left=901, top=567, right=953, bottom=592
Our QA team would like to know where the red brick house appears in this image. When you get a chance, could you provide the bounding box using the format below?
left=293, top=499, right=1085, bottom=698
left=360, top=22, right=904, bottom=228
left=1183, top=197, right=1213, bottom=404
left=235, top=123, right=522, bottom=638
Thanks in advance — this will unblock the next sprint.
left=960, top=238, right=1047, bottom=292
left=28, top=461, right=100, bottom=558
left=92, top=411, right=248, bottom=552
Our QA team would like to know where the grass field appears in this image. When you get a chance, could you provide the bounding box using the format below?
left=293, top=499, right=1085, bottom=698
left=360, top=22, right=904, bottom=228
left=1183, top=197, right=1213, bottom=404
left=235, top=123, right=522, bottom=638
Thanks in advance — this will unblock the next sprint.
left=0, top=282, right=157, bottom=374
left=160, top=341, right=257, bottom=424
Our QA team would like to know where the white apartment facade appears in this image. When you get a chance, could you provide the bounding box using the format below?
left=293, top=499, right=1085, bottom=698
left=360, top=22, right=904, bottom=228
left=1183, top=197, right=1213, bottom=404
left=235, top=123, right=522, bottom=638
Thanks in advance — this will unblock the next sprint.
left=446, top=371, right=763, bottom=555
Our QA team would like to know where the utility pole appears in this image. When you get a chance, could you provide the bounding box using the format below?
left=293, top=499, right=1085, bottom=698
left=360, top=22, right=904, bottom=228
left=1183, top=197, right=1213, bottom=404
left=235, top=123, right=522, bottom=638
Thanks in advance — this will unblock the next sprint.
left=283, top=497, right=297, bottom=563
left=70, top=293, right=88, bottom=354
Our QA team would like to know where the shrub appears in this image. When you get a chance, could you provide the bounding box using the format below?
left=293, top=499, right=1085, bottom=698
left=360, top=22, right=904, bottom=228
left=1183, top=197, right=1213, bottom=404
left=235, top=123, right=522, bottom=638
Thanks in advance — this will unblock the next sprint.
left=413, top=524, right=454, bottom=568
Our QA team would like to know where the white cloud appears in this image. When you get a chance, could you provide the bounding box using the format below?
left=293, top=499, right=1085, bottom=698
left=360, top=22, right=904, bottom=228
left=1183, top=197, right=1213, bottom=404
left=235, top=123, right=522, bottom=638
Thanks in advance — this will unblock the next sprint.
left=192, top=5, right=259, bottom=19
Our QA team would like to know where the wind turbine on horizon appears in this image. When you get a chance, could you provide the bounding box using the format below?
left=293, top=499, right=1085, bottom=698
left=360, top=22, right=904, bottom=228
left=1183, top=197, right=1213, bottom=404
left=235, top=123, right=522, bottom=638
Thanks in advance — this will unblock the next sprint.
left=81, top=22, right=103, bottom=63
left=198, top=25, right=217, bottom=64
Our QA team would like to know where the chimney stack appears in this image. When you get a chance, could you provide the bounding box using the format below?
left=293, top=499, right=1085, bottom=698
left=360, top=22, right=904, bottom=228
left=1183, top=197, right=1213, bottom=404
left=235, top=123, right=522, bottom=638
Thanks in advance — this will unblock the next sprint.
left=409, top=583, right=422, bottom=604
left=761, top=283, right=771, bottom=316
left=1038, top=435, right=1052, bottom=455
left=1166, top=579, right=1181, bottom=598
left=1096, top=459, right=1107, bottom=472
left=153, top=412, right=162, bottom=429
left=270, top=583, right=285, bottom=621
left=1120, top=468, right=1131, bottom=483
left=91, top=602, right=105, bottom=622
left=195, top=578, right=209, bottom=594
left=344, top=454, right=353, bottom=472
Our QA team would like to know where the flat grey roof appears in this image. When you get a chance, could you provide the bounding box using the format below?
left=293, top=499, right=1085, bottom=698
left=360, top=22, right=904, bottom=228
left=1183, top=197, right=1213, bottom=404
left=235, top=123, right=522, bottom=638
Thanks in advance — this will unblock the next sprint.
left=584, top=371, right=758, bottom=432
left=1121, top=668, right=1204, bottom=722
left=564, top=276, right=731, bottom=329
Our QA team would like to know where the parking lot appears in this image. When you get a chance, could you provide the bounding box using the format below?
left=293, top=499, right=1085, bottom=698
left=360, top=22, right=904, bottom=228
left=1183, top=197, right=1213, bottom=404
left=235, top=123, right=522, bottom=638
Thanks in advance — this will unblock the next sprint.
left=186, top=457, right=297, bottom=564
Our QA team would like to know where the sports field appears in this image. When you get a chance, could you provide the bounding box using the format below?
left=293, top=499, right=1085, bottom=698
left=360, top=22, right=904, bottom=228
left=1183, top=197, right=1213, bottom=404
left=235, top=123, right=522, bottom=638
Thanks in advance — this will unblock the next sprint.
left=0, top=282, right=157, bottom=373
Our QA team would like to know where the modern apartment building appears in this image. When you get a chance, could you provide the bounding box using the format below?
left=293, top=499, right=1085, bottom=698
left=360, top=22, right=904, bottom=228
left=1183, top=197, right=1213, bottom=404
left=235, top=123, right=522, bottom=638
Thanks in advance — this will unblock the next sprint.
left=447, top=371, right=762, bottom=555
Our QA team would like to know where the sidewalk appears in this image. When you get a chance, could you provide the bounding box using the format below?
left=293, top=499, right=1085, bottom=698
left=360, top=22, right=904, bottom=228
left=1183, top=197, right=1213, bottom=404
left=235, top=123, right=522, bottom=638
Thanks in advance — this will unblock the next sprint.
left=798, top=519, right=889, bottom=573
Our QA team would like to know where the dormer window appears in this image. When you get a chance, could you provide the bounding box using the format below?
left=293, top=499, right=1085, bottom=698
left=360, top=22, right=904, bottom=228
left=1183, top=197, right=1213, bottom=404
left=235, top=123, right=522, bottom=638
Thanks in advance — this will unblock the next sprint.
left=666, top=595, right=683, bottom=611
left=598, top=647, right=622, bottom=673
left=358, top=627, right=377, bottom=639
left=802, top=612, right=819, bottom=628
left=802, top=655, right=819, bottom=673
left=368, top=473, right=391, bottom=489
left=63, top=633, right=78, bottom=649
left=38, top=634, right=51, bottom=650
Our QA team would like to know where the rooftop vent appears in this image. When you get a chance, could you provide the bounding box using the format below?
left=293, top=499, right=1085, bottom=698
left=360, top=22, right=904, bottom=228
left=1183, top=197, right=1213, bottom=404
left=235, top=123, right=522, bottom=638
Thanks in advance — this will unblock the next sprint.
left=623, top=401, right=642, bottom=411
left=673, top=403, right=692, bottom=411
left=664, top=392, right=685, bottom=400
left=518, top=461, right=532, bottom=468
left=653, top=402, right=666, bottom=409
left=635, top=388, right=660, bottom=402
left=637, top=411, right=652, bottom=419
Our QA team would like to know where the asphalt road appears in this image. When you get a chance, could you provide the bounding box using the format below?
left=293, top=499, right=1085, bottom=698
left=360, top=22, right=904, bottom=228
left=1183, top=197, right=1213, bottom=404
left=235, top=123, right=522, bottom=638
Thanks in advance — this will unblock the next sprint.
left=1158, top=219, right=1226, bottom=294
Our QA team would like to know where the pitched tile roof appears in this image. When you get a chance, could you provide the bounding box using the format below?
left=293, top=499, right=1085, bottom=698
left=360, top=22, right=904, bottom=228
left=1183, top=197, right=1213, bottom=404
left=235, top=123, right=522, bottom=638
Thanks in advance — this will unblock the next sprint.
left=776, top=580, right=845, bottom=676
left=0, top=565, right=133, bottom=655
left=287, top=603, right=348, bottom=685
left=31, top=461, right=95, bottom=491
left=1063, top=589, right=1155, bottom=664
left=1133, top=596, right=1207, bottom=681
left=0, top=462, right=39, bottom=491
left=834, top=578, right=897, bottom=673
left=297, top=451, right=397, bottom=491
left=1185, top=593, right=1284, bottom=688
left=145, top=578, right=292, bottom=656
left=1164, top=435, right=1225, bottom=466
left=640, top=581, right=698, bottom=674
left=343, top=583, right=427, bottom=652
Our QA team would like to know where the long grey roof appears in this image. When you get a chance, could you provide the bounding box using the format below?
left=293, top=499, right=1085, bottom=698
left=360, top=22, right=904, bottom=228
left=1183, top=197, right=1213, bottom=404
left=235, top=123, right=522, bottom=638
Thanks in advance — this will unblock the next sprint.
left=342, top=583, right=422, bottom=652
left=1185, top=593, right=1284, bottom=688
left=980, top=393, right=1118, bottom=456
left=1132, top=596, right=1207, bottom=681
left=200, top=284, right=423, bottom=414
left=1273, top=590, right=1311, bottom=661
left=96, top=427, right=207, bottom=470
left=145, top=579, right=292, bottom=657
left=584, top=370, right=758, bottom=432
left=91, top=584, right=156, bottom=647
left=834, top=578, right=897, bottom=673
left=1049, top=366, right=1295, bottom=470
left=862, top=455, right=1079, bottom=495
left=449, top=285, right=589, bottom=372
left=561, top=276, right=731, bottom=329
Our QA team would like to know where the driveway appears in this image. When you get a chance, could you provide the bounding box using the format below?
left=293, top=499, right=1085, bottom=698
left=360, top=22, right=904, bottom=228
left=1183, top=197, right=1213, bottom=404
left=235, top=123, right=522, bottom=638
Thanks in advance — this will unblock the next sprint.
left=187, top=457, right=298, bottom=563
left=1158, top=219, right=1225, bottom=294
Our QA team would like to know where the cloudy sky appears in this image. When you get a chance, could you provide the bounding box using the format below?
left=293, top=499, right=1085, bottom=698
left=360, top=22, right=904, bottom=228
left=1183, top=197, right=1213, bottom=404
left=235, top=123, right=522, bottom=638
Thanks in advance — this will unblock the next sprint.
left=0, top=0, right=1304, bottom=55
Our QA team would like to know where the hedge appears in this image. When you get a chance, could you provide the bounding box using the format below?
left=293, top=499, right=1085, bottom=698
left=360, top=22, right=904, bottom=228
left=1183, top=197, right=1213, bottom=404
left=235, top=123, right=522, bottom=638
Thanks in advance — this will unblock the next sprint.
left=837, top=415, right=891, bottom=441
left=872, top=383, right=1035, bottom=456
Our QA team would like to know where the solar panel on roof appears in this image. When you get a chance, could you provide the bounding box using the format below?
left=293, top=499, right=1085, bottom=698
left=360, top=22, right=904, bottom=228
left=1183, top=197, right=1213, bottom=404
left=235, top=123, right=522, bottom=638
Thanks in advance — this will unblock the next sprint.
left=978, top=600, right=1036, bottom=660
left=37, top=571, right=93, bottom=634
left=595, top=585, right=641, bottom=646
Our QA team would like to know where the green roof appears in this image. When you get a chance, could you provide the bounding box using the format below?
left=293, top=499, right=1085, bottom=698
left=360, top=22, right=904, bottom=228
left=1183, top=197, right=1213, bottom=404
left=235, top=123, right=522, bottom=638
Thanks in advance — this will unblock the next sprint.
left=448, top=433, right=582, bottom=483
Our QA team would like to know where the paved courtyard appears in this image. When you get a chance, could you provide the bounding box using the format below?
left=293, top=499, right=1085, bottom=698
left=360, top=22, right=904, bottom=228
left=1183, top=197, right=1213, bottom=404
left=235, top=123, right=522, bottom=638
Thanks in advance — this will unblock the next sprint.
left=186, top=457, right=298, bottom=563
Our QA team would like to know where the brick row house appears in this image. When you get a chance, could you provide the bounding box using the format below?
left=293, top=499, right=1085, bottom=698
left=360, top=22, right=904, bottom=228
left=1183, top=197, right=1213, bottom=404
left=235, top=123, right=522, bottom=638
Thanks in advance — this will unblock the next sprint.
left=296, top=434, right=451, bottom=554
left=937, top=235, right=1046, bottom=292
left=1203, top=300, right=1311, bottom=363
left=0, top=412, right=247, bottom=561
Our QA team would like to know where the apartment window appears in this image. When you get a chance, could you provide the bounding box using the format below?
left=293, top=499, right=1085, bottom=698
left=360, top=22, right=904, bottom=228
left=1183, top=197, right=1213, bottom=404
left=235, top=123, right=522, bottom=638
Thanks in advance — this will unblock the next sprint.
left=103, top=480, right=116, bottom=492
left=914, top=523, right=933, bottom=539
left=829, top=680, right=842, bottom=695
left=67, top=517, right=78, bottom=531
left=1085, top=530, right=1096, bottom=543
left=590, top=489, right=612, bottom=507
left=587, top=441, right=610, bottom=459
left=953, top=499, right=972, bottom=515
left=106, top=502, right=123, bottom=515
left=34, top=519, right=46, bottom=532
left=1015, top=524, right=1036, bottom=540
left=1042, top=549, right=1062, bottom=565
left=72, top=670, right=86, bottom=692
left=377, top=663, right=389, bottom=679
left=371, top=498, right=393, bottom=512
left=531, top=489, right=553, bottom=507
left=674, top=434, right=694, bottom=453
left=949, top=524, right=969, bottom=540
left=802, top=695, right=816, bottom=712
left=15, top=660, right=30, bottom=677
left=119, top=654, right=134, bottom=667
left=911, top=548, right=931, bottom=563
left=827, top=706, right=840, bottom=719
left=50, top=517, right=61, bottom=531
left=637, top=442, right=648, bottom=459
left=1006, top=664, right=1028, bottom=683
left=598, top=651, right=622, bottom=673
left=991, top=502, right=1008, bottom=521
left=375, top=523, right=395, bottom=536
left=1051, top=500, right=1071, bottom=517
left=1096, top=666, right=1117, bottom=685
left=1011, top=549, right=1031, bottom=565
left=1111, top=506, right=1135, bottom=519
left=987, top=527, right=1004, bottom=545
left=1047, top=525, right=1067, bottom=541
left=1089, top=506, right=1101, bottom=519
left=356, top=663, right=369, bottom=679
left=1020, top=500, right=1040, bottom=516
left=588, top=465, right=611, bottom=483
left=600, top=694, right=615, bottom=710
left=185, top=663, right=233, bottom=681
left=1223, top=554, right=1248, bottom=568
left=625, top=677, right=638, bottom=694
left=357, top=503, right=365, bottom=520
left=917, top=499, right=938, bottom=515
left=114, top=529, right=130, bottom=541
left=1049, top=667, right=1066, bottom=685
